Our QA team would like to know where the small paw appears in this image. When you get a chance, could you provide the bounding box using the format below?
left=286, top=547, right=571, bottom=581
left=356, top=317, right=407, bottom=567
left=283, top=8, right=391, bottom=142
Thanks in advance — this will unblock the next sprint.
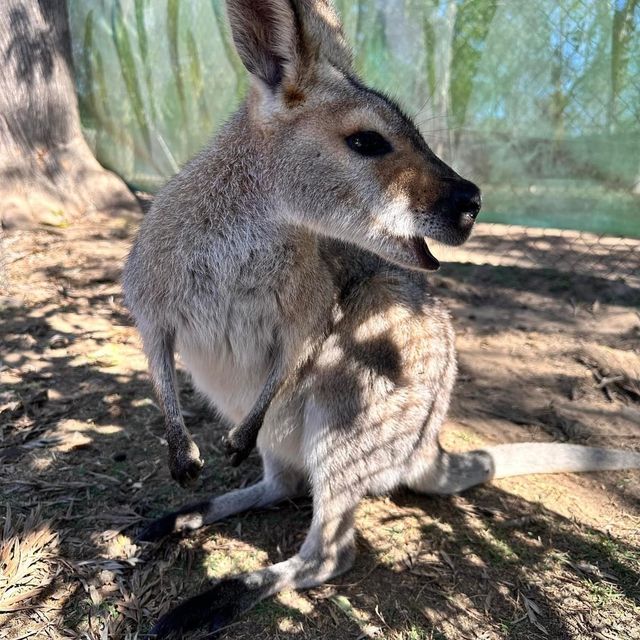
left=222, top=433, right=253, bottom=467
left=169, top=439, right=203, bottom=488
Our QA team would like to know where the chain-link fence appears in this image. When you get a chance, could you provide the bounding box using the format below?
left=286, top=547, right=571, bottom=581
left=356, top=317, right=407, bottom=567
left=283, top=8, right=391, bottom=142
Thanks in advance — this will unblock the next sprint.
left=431, top=0, right=640, bottom=289
left=67, top=0, right=639, bottom=285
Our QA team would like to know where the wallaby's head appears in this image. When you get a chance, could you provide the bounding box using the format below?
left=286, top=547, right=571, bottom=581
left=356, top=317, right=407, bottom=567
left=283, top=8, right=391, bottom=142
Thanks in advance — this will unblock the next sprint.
left=227, top=0, right=481, bottom=271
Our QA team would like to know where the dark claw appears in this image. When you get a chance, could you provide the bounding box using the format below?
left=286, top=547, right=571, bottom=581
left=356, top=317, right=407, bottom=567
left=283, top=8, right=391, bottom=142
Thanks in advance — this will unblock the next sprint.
left=228, top=449, right=248, bottom=467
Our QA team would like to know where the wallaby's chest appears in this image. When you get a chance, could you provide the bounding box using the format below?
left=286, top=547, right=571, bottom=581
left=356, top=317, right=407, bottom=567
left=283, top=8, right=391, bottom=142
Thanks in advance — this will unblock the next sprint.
left=176, top=286, right=283, bottom=423
left=175, top=235, right=334, bottom=424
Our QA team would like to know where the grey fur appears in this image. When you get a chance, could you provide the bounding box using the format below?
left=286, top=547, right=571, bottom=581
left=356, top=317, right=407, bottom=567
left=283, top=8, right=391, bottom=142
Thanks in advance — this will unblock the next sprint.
left=121, top=1, right=640, bottom=635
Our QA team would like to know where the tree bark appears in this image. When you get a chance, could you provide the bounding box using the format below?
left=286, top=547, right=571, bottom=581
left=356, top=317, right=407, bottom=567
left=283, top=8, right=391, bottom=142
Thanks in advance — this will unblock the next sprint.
left=0, top=0, right=139, bottom=229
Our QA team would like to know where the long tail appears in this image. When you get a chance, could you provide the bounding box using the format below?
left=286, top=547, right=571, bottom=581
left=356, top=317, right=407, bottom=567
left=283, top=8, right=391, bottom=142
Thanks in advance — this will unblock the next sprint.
left=416, top=443, right=640, bottom=495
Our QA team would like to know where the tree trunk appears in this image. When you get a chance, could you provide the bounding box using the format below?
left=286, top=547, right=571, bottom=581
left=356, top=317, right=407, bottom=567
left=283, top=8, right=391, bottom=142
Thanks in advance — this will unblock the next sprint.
left=0, top=0, right=139, bottom=229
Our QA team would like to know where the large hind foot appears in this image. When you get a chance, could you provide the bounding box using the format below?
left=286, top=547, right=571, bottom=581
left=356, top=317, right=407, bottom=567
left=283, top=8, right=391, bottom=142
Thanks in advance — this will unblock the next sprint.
left=138, top=463, right=306, bottom=542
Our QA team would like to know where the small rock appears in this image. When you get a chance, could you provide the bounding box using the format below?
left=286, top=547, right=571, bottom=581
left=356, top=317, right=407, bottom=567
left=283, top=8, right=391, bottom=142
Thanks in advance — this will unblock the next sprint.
left=0, top=391, right=21, bottom=415
left=49, top=333, right=69, bottom=349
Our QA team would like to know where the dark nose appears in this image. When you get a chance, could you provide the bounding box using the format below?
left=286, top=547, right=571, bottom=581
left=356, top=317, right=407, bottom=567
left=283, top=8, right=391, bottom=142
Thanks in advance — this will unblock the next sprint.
left=451, top=179, right=482, bottom=220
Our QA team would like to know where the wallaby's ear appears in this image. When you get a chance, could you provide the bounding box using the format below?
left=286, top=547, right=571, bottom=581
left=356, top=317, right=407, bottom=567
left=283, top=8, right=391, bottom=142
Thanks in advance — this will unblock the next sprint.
left=294, top=0, right=352, bottom=73
left=226, top=0, right=301, bottom=88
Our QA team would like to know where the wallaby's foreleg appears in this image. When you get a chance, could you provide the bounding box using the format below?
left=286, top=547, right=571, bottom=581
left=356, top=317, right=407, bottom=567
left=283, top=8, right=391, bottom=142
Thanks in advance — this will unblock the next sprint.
left=143, top=326, right=203, bottom=487
left=223, top=354, right=286, bottom=466
left=149, top=483, right=359, bottom=638
left=138, top=455, right=306, bottom=541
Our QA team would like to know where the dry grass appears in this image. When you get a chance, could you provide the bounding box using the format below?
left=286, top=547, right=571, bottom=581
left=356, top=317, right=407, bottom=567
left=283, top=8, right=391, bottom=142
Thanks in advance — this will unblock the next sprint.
left=0, top=506, right=60, bottom=615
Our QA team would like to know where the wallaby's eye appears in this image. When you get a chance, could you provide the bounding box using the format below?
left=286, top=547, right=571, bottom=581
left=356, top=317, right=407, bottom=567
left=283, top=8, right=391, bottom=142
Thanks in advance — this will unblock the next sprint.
left=345, top=131, right=393, bottom=157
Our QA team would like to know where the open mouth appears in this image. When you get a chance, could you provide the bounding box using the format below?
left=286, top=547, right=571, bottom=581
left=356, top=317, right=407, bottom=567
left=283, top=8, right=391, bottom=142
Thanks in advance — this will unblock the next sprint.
left=411, top=237, right=440, bottom=271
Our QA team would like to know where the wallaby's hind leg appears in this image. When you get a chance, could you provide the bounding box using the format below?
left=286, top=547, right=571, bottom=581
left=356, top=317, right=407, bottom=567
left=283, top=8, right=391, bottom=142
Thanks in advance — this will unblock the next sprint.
left=150, top=479, right=360, bottom=639
left=138, top=454, right=306, bottom=542
left=149, top=271, right=457, bottom=637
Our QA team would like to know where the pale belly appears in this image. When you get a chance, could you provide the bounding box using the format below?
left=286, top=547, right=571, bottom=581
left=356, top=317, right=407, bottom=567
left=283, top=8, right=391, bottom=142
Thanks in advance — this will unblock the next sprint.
left=178, top=341, right=267, bottom=424
left=171, top=251, right=332, bottom=456
left=175, top=309, right=273, bottom=425
left=176, top=328, right=306, bottom=472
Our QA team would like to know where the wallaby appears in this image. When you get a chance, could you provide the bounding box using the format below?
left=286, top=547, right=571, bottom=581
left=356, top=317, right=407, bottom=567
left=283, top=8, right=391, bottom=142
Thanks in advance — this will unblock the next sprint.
left=121, top=0, right=640, bottom=636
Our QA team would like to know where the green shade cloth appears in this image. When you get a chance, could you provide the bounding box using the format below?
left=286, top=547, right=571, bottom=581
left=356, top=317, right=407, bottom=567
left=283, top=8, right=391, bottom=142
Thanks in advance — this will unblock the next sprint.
left=68, top=0, right=640, bottom=238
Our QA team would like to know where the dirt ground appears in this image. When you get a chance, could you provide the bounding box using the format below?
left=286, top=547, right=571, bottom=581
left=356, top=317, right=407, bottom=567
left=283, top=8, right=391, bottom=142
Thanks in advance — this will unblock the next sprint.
left=1, top=209, right=639, bottom=640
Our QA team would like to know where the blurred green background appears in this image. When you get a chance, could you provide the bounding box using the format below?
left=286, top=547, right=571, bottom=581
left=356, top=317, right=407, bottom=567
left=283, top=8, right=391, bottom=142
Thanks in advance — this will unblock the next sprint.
left=67, top=0, right=640, bottom=238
